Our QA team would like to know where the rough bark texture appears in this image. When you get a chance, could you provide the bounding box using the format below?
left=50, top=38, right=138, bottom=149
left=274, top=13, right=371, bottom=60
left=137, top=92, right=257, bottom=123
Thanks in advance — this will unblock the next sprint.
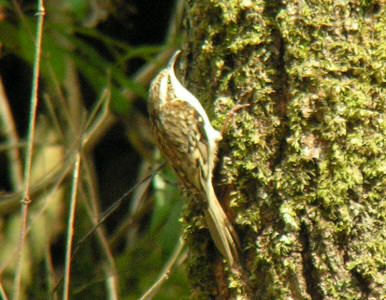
left=179, top=1, right=385, bottom=299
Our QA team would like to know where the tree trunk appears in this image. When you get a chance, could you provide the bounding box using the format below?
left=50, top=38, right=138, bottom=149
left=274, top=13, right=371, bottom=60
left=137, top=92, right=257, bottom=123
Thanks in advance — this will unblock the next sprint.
left=180, top=1, right=385, bottom=299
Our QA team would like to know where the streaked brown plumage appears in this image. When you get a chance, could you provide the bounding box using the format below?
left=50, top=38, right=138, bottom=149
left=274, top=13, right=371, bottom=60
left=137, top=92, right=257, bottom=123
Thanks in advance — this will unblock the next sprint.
left=148, top=50, right=240, bottom=268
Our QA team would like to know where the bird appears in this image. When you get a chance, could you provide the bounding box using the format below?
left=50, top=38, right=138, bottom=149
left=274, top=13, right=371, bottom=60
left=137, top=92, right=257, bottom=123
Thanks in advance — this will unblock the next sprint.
left=148, top=50, right=240, bottom=268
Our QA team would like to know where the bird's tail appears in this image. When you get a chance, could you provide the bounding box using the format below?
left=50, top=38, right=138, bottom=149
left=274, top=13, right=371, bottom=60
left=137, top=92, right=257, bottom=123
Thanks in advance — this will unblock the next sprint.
left=204, top=183, right=240, bottom=268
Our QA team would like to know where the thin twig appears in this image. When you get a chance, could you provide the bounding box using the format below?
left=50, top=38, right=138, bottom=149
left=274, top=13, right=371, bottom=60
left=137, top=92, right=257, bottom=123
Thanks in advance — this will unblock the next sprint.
left=122, top=161, right=154, bottom=244
left=0, top=278, right=9, bottom=300
left=72, top=166, right=160, bottom=258
left=105, top=274, right=119, bottom=300
left=82, top=88, right=114, bottom=152
left=0, top=156, right=73, bottom=275
left=51, top=164, right=163, bottom=294
left=45, top=245, right=59, bottom=300
left=0, top=89, right=112, bottom=216
left=139, top=237, right=186, bottom=300
left=12, top=1, right=45, bottom=299
left=62, top=152, right=82, bottom=300
left=81, top=156, right=120, bottom=300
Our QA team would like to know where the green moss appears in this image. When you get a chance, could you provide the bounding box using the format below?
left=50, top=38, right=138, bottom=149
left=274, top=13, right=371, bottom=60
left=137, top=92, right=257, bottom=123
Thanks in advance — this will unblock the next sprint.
left=183, top=0, right=385, bottom=298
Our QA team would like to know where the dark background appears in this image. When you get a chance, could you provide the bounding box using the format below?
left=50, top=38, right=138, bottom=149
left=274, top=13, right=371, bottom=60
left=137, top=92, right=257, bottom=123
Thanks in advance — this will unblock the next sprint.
left=0, top=1, right=189, bottom=299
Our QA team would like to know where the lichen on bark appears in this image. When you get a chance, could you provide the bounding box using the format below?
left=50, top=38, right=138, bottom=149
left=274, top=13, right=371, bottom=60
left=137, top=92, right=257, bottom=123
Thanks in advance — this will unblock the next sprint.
left=181, top=0, right=385, bottom=299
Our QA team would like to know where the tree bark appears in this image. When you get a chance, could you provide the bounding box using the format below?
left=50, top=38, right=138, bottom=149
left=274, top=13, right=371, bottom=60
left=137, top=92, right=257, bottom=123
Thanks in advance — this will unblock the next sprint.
left=179, top=1, right=385, bottom=299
